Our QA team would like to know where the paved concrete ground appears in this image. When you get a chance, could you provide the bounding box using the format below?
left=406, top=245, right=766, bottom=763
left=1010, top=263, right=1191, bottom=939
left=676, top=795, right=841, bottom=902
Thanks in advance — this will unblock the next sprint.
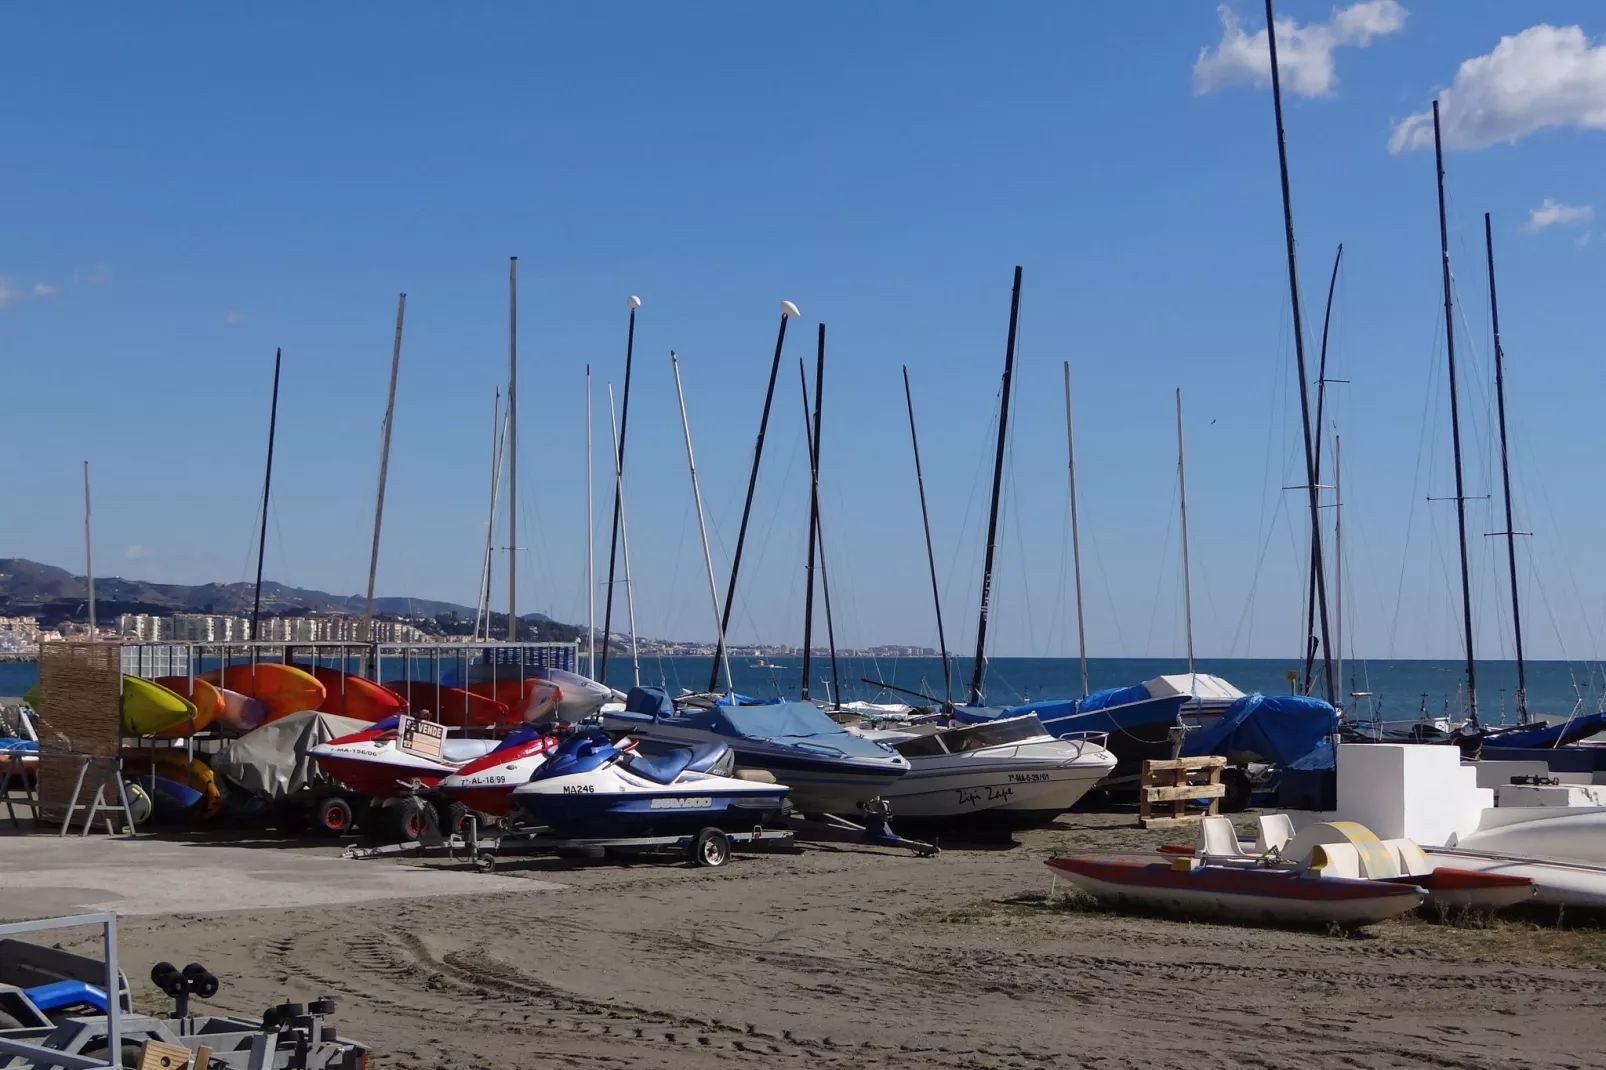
left=0, top=830, right=558, bottom=920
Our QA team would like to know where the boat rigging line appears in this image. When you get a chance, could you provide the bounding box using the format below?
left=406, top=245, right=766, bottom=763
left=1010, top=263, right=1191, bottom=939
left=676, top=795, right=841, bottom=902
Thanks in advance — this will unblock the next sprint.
left=1302, top=244, right=1345, bottom=695
left=1063, top=361, right=1089, bottom=697
left=670, top=351, right=735, bottom=697
left=1265, top=0, right=1334, bottom=705
left=606, top=382, right=641, bottom=687
left=709, top=301, right=798, bottom=692
left=598, top=295, right=640, bottom=683
left=362, top=295, right=405, bottom=642
left=969, top=265, right=1023, bottom=706
left=250, top=348, right=282, bottom=638
left=800, top=345, right=842, bottom=707
left=1175, top=388, right=1195, bottom=674
left=901, top=365, right=953, bottom=707
left=1485, top=213, right=1530, bottom=724
left=799, top=325, right=826, bottom=702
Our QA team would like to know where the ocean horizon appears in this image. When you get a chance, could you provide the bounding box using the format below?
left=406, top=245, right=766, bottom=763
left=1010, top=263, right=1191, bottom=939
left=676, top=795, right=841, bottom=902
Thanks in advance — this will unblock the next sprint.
left=6, top=654, right=1602, bottom=726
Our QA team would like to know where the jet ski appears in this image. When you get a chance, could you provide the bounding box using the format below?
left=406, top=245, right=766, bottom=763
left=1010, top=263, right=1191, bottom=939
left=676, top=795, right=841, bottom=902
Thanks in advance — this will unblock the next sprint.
left=308, top=715, right=547, bottom=797
left=602, top=687, right=907, bottom=814
left=509, top=731, right=789, bottom=837
left=437, top=732, right=562, bottom=815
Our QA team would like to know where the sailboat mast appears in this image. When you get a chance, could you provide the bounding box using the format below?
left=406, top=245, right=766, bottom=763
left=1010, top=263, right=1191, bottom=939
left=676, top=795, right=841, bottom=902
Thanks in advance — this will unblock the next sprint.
left=1064, top=362, right=1090, bottom=697
left=507, top=259, right=518, bottom=641
left=969, top=265, right=1023, bottom=705
left=1266, top=0, right=1334, bottom=705
left=250, top=349, right=281, bottom=639
left=363, top=295, right=405, bottom=642
left=800, top=327, right=826, bottom=701
left=800, top=352, right=840, bottom=707
left=1302, top=244, right=1343, bottom=693
left=82, top=461, right=96, bottom=635
left=585, top=365, right=596, bottom=678
left=598, top=296, right=640, bottom=683
left=671, top=352, right=735, bottom=695
left=1334, top=433, right=1344, bottom=700
left=1175, top=389, right=1195, bottom=674
left=1432, top=100, right=1478, bottom=721
left=1485, top=212, right=1526, bottom=722
left=474, top=387, right=502, bottom=641
left=902, top=366, right=952, bottom=706
left=606, top=384, right=641, bottom=687
left=710, top=301, right=798, bottom=692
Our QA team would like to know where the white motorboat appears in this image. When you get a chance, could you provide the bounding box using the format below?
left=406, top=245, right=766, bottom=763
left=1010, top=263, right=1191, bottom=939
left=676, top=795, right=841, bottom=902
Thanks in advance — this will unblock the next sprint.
left=851, top=715, right=1116, bottom=826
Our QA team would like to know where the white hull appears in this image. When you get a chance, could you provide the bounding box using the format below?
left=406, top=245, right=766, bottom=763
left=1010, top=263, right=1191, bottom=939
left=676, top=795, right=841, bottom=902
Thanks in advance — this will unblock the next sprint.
left=1455, top=807, right=1606, bottom=865
left=882, top=748, right=1112, bottom=819
left=1422, top=846, right=1606, bottom=908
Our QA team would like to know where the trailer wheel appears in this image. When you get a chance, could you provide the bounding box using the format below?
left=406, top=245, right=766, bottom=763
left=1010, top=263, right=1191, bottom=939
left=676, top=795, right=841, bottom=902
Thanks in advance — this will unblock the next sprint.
left=691, top=828, right=731, bottom=868
left=316, top=796, right=355, bottom=836
left=390, top=798, right=438, bottom=843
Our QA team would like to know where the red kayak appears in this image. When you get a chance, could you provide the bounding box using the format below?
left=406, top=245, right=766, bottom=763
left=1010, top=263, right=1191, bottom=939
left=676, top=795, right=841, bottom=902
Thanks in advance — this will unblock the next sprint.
left=1046, top=854, right=1427, bottom=927
left=383, top=681, right=514, bottom=727
left=294, top=666, right=408, bottom=722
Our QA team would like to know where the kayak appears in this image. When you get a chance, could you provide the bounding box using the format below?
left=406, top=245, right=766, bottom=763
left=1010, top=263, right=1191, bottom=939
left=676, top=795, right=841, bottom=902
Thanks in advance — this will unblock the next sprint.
left=295, top=666, right=407, bottom=722
left=1046, top=853, right=1427, bottom=927
left=151, top=676, right=224, bottom=736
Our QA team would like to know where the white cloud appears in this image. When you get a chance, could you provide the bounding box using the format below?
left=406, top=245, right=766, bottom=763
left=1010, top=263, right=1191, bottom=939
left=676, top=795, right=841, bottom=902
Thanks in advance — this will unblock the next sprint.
left=32, top=282, right=59, bottom=296
left=1194, top=1, right=1407, bottom=97
left=0, top=277, right=19, bottom=309
left=1526, top=198, right=1594, bottom=232
left=125, top=545, right=150, bottom=561
left=1576, top=230, right=1593, bottom=248
left=1391, top=25, right=1606, bottom=152
left=224, top=309, right=247, bottom=325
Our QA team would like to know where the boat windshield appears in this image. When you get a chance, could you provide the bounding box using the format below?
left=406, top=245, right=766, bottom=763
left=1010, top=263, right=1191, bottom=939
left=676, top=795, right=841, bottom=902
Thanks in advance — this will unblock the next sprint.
left=891, top=733, right=947, bottom=758
left=940, top=715, right=1046, bottom=753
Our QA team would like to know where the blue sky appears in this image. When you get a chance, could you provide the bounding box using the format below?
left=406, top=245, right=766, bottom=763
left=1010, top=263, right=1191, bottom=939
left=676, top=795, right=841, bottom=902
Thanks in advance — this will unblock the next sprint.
left=4, top=2, right=1606, bottom=663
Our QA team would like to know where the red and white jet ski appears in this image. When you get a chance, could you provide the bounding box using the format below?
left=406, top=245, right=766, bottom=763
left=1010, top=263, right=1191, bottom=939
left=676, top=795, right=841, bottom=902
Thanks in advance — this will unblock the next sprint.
left=309, top=716, right=554, bottom=798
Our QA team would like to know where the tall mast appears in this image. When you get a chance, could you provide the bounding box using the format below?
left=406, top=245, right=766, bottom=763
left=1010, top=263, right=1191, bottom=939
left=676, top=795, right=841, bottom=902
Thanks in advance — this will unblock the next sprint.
left=82, top=460, right=96, bottom=635
left=1432, top=100, right=1478, bottom=721
left=1175, top=389, right=1195, bottom=674
left=475, top=388, right=505, bottom=641
left=1266, top=0, right=1334, bottom=705
left=671, top=352, right=735, bottom=695
left=1302, top=244, right=1344, bottom=693
left=800, top=353, right=840, bottom=707
left=585, top=365, right=596, bottom=678
left=800, top=327, right=826, bottom=700
left=902, top=366, right=952, bottom=706
left=606, top=384, right=641, bottom=687
left=598, top=296, right=639, bottom=684
left=1064, top=361, right=1090, bottom=697
left=1486, top=212, right=1526, bottom=722
left=363, top=295, right=405, bottom=641
left=1334, top=433, right=1344, bottom=699
left=250, top=349, right=281, bottom=639
left=506, top=259, right=518, bottom=641
left=709, top=301, right=798, bottom=691
left=969, top=265, right=1023, bottom=706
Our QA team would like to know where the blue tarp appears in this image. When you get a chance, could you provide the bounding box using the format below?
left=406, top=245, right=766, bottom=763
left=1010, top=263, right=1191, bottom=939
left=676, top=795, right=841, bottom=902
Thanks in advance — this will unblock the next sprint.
left=625, top=686, right=675, bottom=718
left=1181, top=693, right=1337, bottom=768
left=1481, top=711, right=1606, bottom=749
left=680, top=701, right=894, bottom=759
left=1075, top=684, right=1153, bottom=714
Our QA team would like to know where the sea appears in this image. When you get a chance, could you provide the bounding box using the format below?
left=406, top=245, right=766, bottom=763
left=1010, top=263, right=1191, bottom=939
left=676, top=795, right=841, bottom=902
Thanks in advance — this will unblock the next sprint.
left=5, top=655, right=1601, bottom=726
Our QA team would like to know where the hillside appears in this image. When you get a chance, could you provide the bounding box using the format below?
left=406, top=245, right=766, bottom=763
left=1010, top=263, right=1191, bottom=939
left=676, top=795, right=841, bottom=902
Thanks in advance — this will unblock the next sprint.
left=0, top=558, right=571, bottom=638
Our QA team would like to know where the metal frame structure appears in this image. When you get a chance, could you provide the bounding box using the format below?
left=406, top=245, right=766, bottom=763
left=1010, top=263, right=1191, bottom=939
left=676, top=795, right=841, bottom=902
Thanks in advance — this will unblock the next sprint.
left=0, top=913, right=121, bottom=1070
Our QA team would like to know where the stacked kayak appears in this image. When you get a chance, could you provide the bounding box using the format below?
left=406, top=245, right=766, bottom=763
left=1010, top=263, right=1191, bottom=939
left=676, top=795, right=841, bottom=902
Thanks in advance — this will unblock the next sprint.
left=295, top=666, right=407, bottom=722
left=202, top=663, right=325, bottom=723
left=383, top=681, right=510, bottom=727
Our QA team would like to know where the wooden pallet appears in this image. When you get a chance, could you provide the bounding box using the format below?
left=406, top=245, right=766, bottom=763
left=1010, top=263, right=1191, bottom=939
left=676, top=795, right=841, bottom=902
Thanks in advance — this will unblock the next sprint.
left=1139, top=755, right=1226, bottom=829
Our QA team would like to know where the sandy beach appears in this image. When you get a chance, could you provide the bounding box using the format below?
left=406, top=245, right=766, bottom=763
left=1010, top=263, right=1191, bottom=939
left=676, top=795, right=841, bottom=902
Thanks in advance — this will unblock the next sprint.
left=9, top=812, right=1600, bottom=1070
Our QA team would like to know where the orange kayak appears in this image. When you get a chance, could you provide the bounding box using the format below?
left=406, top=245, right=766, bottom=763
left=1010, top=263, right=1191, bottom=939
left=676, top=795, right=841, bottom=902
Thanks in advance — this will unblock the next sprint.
left=383, top=680, right=512, bottom=727
left=152, top=676, right=224, bottom=737
left=203, top=663, right=325, bottom=722
left=295, top=666, right=407, bottom=722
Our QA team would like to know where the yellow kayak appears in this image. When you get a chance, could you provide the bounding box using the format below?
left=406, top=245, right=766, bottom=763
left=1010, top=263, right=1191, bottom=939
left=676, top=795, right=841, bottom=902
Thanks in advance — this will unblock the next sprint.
left=121, top=676, right=196, bottom=736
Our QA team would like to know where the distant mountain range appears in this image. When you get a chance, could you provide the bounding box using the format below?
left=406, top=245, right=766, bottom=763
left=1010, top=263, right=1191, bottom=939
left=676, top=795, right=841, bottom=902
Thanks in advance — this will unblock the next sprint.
left=0, top=557, right=554, bottom=626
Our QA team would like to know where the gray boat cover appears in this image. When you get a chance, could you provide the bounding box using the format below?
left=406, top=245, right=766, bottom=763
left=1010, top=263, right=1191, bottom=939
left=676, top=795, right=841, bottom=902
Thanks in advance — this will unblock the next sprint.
left=213, top=710, right=370, bottom=799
